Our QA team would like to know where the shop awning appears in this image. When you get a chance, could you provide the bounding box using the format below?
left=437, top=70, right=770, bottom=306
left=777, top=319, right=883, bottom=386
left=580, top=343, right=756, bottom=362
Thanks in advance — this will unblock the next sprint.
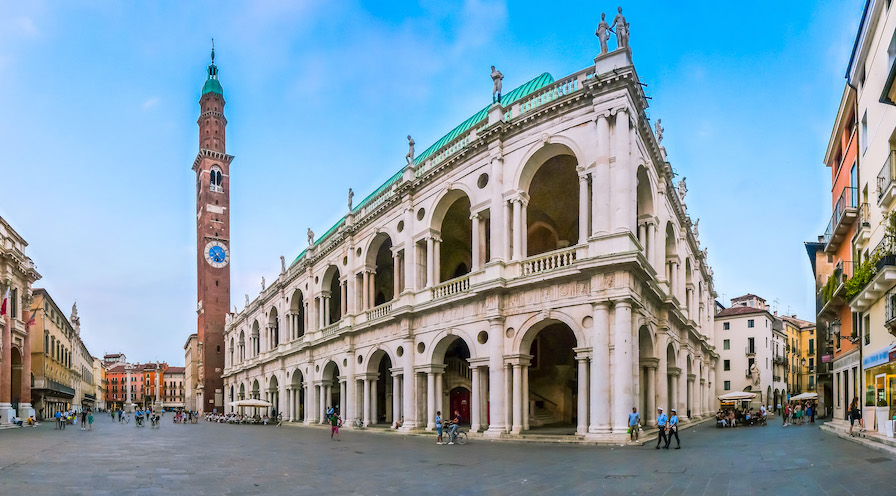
left=718, top=391, right=757, bottom=401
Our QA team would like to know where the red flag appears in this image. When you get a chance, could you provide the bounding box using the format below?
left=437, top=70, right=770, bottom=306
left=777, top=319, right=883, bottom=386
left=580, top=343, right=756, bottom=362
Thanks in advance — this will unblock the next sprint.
left=0, top=287, right=9, bottom=316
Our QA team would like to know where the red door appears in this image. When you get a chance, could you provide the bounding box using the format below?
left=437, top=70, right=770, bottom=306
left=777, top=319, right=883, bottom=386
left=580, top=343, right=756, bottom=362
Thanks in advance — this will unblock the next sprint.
left=450, top=387, right=470, bottom=424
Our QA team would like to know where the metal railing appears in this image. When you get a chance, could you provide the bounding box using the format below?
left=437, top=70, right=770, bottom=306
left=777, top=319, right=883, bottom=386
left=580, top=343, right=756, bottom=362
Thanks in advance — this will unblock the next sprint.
left=521, top=246, right=577, bottom=276
left=823, top=186, right=857, bottom=246
left=858, top=202, right=871, bottom=226
left=878, top=150, right=896, bottom=202
left=745, top=346, right=756, bottom=355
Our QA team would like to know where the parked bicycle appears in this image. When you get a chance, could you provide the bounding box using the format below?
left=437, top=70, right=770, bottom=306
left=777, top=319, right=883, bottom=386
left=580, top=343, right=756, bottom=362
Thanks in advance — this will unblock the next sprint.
left=351, top=418, right=365, bottom=429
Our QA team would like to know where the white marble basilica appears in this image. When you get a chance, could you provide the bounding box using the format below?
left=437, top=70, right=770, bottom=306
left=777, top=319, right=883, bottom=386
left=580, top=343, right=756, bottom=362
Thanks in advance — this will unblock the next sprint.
left=222, top=45, right=718, bottom=442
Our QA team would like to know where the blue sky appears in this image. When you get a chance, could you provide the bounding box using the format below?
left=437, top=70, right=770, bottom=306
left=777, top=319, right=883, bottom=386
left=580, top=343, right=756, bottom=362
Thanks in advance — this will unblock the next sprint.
left=0, top=0, right=861, bottom=364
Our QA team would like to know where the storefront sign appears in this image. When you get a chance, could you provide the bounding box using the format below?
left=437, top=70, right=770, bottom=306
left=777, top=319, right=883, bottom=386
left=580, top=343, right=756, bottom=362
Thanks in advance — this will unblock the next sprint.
left=822, top=354, right=832, bottom=363
left=864, top=345, right=893, bottom=369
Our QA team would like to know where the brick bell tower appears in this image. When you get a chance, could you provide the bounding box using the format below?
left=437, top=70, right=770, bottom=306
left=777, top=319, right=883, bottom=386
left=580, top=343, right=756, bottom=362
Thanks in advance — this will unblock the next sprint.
left=193, top=42, right=232, bottom=413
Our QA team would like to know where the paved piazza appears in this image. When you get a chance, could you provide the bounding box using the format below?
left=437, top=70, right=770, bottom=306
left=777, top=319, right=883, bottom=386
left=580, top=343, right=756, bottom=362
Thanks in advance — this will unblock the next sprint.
left=1, top=418, right=892, bottom=495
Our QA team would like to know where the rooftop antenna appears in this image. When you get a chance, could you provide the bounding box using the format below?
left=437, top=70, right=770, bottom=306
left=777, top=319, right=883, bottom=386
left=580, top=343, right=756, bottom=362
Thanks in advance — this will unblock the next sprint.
left=772, top=298, right=780, bottom=314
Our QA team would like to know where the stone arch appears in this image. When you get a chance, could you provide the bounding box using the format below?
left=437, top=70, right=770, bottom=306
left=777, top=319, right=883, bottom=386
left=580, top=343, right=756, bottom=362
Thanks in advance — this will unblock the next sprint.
left=289, top=288, right=305, bottom=338
left=665, top=342, right=679, bottom=413
left=251, top=378, right=261, bottom=399
left=523, top=144, right=580, bottom=255
left=229, top=336, right=235, bottom=367
left=366, top=232, right=396, bottom=304
left=365, top=347, right=397, bottom=425
left=637, top=325, right=656, bottom=423
left=515, top=311, right=585, bottom=354
left=10, top=346, right=22, bottom=407
left=251, top=320, right=260, bottom=356
left=268, top=307, right=280, bottom=349
left=514, top=139, right=586, bottom=193
left=426, top=328, right=479, bottom=364
left=636, top=163, right=658, bottom=218
left=430, top=189, right=473, bottom=283
left=292, top=368, right=306, bottom=421
left=429, top=186, right=476, bottom=231
left=517, top=316, right=581, bottom=428
left=238, top=329, right=246, bottom=362
left=320, top=359, right=341, bottom=416
left=321, top=265, right=343, bottom=324
left=239, top=383, right=246, bottom=400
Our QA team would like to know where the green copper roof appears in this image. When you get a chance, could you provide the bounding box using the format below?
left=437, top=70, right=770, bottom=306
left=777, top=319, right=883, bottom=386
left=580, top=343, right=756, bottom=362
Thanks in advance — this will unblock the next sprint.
left=413, top=72, right=554, bottom=166
left=202, top=77, right=223, bottom=96
left=290, top=72, right=555, bottom=268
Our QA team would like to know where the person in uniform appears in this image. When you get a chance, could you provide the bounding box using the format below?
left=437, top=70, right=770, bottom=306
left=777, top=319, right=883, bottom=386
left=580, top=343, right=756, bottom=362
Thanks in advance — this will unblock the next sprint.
left=666, top=409, right=681, bottom=449
left=656, top=407, right=668, bottom=449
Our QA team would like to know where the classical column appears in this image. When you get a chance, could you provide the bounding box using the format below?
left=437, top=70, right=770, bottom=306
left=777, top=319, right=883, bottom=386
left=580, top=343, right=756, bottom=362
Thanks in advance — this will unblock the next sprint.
left=578, top=172, right=589, bottom=243
left=392, top=373, right=401, bottom=427
left=485, top=318, right=506, bottom=435
left=20, top=322, right=32, bottom=416
left=317, top=384, right=325, bottom=423
left=522, top=363, right=530, bottom=431
left=503, top=200, right=512, bottom=260
left=340, top=379, right=347, bottom=420
left=303, top=301, right=310, bottom=332
left=404, top=207, right=416, bottom=291
left=638, top=223, right=647, bottom=252
left=401, top=338, right=416, bottom=430
left=426, top=237, right=435, bottom=288
left=362, top=271, right=370, bottom=310
left=323, top=293, right=331, bottom=326
left=368, top=270, right=376, bottom=308
left=426, top=372, right=435, bottom=430
left=435, top=372, right=443, bottom=416
left=433, top=238, right=441, bottom=284
left=371, top=378, right=378, bottom=425
left=576, top=356, right=588, bottom=434
left=589, top=302, right=611, bottom=433
left=504, top=363, right=512, bottom=431
left=511, top=198, right=522, bottom=260
left=470, top=366, right=481, bottom=432
left=393, top=252, right=401, bottom=298
left=511, top=363, right=522, bottom=434
left=613, top=300, right=633, bottom=433
left=678, top=366, right=688, bottom=421
left=489, top=156, right=506, bottom=263
left=520, top=198, right=528, bottom=257
left=363, top=378, right=372, bottom=426
left=646, top=364, right=657, bottom=425
left=593, top=114, right=610, bottom=235
left=613, top=108, right=631, bottom=233
left=341, top=281, right=348, bottom=317
left=0, top=319, right=10, bottom=407
left=471, top=213, right=481, bottom=270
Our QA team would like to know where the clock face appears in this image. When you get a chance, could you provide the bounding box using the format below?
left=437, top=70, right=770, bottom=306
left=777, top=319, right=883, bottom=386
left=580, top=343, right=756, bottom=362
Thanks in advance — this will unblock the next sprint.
left=204, top=241, right=229, bottom=268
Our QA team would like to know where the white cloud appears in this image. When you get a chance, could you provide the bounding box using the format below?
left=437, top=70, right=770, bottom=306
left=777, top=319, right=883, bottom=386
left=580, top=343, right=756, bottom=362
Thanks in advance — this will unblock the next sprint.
left=142, top=97, right=161, bottom=110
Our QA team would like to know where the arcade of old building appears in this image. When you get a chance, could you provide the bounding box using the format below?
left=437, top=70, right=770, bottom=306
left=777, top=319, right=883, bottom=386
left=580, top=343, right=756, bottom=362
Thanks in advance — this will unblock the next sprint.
left=222, top=47, right=718, bottom=442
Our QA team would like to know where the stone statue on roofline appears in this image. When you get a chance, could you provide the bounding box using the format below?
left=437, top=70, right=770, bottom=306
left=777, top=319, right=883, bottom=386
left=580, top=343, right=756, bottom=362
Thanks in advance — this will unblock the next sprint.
left=655, top=118, right=664, bottom=145
left=405, top=136, right=415, bottom=165
left=491, top=66, right=504, bottom=104
left=348, top=188, right=354, bottom=211
left=261, top=277, right=266, bottom=291
left=596, top=13, right=611, bottom=55
left=245, top=294, right=250, bottom=308
left=307, top=228, right=314, bottom=247
left=678, top=177, right=687, bottom=202
left=280, top=255, right=287, bottom=274
left=610, top=6, right=629, bottom=50
left=692, top=218, right=699, bottom=240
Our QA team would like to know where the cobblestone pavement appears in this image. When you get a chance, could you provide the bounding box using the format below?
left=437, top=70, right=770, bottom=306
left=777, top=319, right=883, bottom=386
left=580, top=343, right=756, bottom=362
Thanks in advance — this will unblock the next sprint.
left=0, top=416, right=893, bottom=495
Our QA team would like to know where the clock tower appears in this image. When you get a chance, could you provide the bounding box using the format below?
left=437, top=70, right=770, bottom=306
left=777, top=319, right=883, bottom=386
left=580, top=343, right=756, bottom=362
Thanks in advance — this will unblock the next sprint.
left=193, top=43, right=232, bottom=413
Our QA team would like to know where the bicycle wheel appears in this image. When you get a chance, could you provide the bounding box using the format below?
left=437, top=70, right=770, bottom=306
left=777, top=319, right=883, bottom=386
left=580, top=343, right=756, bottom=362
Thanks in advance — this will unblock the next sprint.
left=456, top=432, right=468, bottom=445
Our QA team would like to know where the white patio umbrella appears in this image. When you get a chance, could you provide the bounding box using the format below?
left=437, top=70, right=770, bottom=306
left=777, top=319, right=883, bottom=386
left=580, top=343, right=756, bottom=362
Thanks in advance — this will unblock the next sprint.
left=718, top=391, right=758, bottom=401
left=229, top=399, right=272, bottom=408
left=790, top=392, right=818, bottom=401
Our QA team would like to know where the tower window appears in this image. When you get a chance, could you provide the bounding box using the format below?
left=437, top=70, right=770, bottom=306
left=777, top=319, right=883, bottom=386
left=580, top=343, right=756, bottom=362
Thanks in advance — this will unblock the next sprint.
left=210, top=166, right=223, bottom=193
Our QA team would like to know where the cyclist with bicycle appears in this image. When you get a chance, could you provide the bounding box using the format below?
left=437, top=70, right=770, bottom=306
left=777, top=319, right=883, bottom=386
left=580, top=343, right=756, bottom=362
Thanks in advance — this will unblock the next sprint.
left=447, top=410, right=462, bottom=445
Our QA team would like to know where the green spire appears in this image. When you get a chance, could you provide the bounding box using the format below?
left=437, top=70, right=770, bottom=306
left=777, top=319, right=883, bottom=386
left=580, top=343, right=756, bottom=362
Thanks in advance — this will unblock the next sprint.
left=201, top=39, right=223, bottom=96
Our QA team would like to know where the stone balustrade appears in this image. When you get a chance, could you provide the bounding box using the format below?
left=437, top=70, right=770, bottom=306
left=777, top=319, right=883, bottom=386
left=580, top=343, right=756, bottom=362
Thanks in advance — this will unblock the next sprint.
left=366, top=302, right=392, bottom=321
left=431, top=274, right=471, bottom=300
left=521, top=246, right=577, bottom=276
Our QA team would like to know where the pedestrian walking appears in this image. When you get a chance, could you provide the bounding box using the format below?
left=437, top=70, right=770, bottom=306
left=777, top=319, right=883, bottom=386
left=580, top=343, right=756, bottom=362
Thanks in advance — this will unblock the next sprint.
left=848, top=397, right=863, bottom=436
left=435, top=411, right=444, bottom=445
left=277, top=412, right=283, bottom=427
left=628, top=407, right=640, bottom=442
left=55, top=410, right=61, bottom=429
left=329, top=410, right=341, bottom=441
left=665, top=409, right=681, bottom=449
left=88, top=411, right=94, bottom=431
left=81, top=411, right=88, bottom=430
left=656, top=408, right=668, bottom=449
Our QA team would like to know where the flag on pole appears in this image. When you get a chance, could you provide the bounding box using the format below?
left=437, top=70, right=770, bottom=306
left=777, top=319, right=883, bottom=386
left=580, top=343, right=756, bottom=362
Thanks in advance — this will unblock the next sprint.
left=26, top=308, right=37, bottom=326
left=0, top=287, right=9, bottom=316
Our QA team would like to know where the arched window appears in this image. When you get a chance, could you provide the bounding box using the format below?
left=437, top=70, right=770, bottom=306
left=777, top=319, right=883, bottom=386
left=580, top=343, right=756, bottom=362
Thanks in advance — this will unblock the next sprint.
left=210, top=166, right=223, bottom=192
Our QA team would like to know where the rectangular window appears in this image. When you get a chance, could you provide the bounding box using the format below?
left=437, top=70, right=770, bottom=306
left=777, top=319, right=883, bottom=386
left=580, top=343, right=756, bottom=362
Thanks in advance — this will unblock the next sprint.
left=748, top=319, right=755, bottom=328
left=809, top=339, right=814, bottom=355
left=723, top=322, right=730, bottom=330
left=861, top=111, right=868, bottom=152
left=724, top=381, right=731, bottom=391
left=723, top=339, right=730, bottom=350
left=864, top=314, right=871, bottom=345
left=748, top=337, right=755, bottom=354
left=809, top=358, right=815, bottom=371
left=724, top=360, right=731, bottom=371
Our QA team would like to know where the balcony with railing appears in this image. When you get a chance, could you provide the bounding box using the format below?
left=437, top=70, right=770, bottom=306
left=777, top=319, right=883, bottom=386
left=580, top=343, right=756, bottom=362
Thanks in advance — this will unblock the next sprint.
left=856, top=202, right=871, bottom=245
left=878, top=150, right=896, bottom=207
left=823, top=186, right=858, bottom=253
left=745, top=346, right=756, bottom=356
left=849, top=235, right=896, bottom=312
left=818, top=260, right=854, bottom=318
left=431, top=274, right=471, bottom=300
left=885, top=289, right=896, bottom=335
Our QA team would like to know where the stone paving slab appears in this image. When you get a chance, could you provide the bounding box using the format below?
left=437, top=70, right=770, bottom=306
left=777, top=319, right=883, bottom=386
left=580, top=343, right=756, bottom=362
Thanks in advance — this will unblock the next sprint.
left=1, top=416, right=894, bottom=495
